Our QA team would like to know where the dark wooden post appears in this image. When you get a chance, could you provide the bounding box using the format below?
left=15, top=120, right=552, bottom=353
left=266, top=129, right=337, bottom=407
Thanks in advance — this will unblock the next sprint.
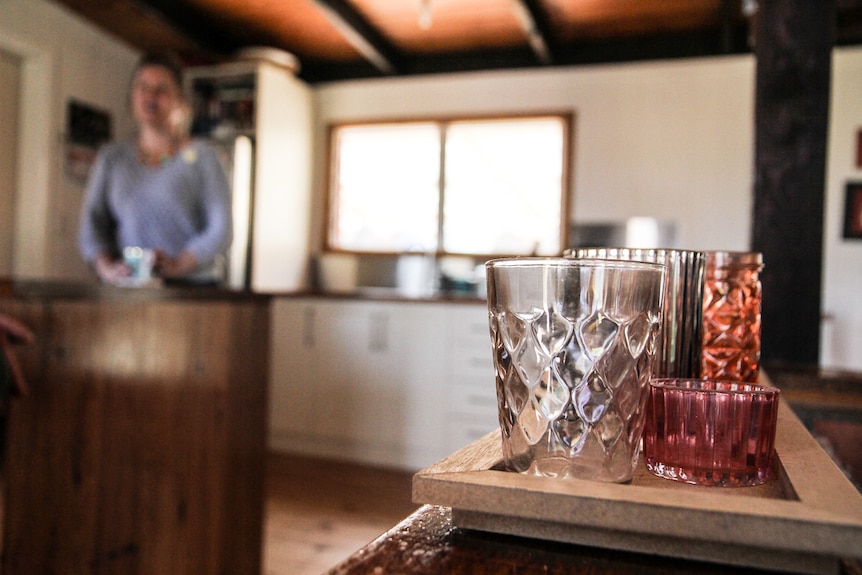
left=753, top=0, right=834, bottom=368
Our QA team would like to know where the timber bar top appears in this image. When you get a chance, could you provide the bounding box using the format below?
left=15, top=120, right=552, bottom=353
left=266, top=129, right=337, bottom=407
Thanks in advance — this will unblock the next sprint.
left=327, top=504, right=862, bottom=575
left=0, top=278, right=271, bottom=301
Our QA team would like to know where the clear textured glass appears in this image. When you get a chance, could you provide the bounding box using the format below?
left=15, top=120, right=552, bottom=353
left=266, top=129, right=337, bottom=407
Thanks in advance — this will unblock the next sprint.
left=486, top=258, right=665, bottom=483
left=643, top=379, right=780, bottom=487
left=701, top=251, right=763, bottom=382
left=567, top=248, right=705, bottom=379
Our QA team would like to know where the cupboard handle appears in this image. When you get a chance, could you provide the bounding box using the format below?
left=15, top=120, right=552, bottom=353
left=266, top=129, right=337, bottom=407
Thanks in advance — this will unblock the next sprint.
left=369, top=311, right=388, bottom=352
left=302, top=307, right=315, bottom=347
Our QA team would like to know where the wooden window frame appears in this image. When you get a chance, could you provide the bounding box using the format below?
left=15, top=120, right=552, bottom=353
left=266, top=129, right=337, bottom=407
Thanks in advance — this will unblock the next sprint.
left=323, top=111, right=574, bottom=257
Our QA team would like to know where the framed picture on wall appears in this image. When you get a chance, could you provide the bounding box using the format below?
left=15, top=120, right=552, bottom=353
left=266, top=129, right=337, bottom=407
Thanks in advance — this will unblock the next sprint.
left=844, top=182, right=862, bottom=239
left=64, top=99, right=112, bottom=188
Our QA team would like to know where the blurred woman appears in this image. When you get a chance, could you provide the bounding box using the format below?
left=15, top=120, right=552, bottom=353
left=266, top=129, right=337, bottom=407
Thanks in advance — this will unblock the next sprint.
left=78, top=52, right=232, bottom=286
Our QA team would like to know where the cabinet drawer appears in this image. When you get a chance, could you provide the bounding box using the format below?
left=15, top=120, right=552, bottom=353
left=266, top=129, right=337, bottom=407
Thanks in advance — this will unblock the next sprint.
left=446, top=416, right=499, bottom=453
left=447, top=319, right=490, bottom=345
left=446, top=344, right=494, bottom=376
left=447, top=376, right=497, bottom=417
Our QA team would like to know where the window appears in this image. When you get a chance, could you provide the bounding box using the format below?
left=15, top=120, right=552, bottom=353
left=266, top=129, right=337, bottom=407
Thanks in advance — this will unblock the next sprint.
left=327, top=114, right=570, bottom=256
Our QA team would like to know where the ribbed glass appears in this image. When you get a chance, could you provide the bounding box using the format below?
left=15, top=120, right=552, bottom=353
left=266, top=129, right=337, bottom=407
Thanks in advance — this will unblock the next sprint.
left=643, top=379, right=779, bottom=487
left=566, top=248, right=705, bottom=379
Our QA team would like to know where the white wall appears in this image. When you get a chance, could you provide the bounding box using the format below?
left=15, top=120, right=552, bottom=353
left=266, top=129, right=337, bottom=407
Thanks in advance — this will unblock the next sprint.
left=0, top=0, right=138, bottom=280
left=314, top=57, right=756, bottom=252
left=315, top=54, right=861, bottom=372
left=823, top=48, right=862, bottom=371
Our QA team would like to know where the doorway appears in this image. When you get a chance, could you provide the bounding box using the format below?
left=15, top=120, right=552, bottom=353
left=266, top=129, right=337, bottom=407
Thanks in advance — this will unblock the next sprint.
left=0, top=49, right=20, bottom=276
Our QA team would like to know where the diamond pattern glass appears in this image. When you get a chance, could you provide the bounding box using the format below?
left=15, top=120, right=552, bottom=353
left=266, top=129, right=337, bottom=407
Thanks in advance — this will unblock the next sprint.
left=487, top=258, right=665, bottom=483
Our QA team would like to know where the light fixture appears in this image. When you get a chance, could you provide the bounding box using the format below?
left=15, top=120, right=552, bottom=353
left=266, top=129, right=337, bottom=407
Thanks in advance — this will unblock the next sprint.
left=419, top=0, right=433, bottom=30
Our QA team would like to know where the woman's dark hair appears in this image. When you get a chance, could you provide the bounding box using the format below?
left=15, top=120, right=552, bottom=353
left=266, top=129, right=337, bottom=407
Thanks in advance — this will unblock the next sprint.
left=132, top=52, right=184, bottom=90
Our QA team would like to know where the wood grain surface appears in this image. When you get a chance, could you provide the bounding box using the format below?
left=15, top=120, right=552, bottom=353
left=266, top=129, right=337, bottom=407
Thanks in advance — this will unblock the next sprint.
left=327, top=504, right=847, bottom=575
left=0, top=291, right=270, bottom=574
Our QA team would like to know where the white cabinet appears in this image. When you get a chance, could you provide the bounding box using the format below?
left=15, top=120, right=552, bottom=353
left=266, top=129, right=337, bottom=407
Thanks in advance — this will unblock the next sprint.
left=269, top=298, right=318, bottom=440
left=439, top=303, right=499, bottom=454
left=186, top=61, right=313, bottom=291
left=269, top=297, right=451, bottom=470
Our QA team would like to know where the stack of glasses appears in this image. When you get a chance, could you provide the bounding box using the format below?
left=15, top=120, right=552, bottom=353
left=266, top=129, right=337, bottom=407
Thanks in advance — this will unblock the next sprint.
left=486, top=248, right=777, bottom=488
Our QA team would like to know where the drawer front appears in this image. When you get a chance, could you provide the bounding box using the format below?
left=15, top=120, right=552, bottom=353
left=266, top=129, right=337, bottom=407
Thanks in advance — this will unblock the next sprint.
left=446, top=414, right=500, bottom=453
left=447, top=375, right=498, bottom=417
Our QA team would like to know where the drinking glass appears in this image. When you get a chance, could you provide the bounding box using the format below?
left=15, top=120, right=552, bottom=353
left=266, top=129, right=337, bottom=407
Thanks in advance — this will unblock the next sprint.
left=567, top=248, right=705, bottom=379
left=122, top=246, right=156, bottom=284
left=486, top=257, right=665, bottom=483
left=643, top=378, right=780, bottom=486
left=701, top=251, right=763, bottom=382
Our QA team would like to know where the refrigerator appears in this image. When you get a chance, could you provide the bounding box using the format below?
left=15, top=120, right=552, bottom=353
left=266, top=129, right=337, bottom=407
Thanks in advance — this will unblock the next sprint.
left=208, top=134, right=255, bottom=290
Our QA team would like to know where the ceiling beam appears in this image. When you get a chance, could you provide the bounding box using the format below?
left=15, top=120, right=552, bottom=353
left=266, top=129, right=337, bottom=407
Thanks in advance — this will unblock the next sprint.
left=311, top=0, right=401, bottom=75
left=134, top=0, right=238, bottom=57
left=512, top=0, right=555, bottom=64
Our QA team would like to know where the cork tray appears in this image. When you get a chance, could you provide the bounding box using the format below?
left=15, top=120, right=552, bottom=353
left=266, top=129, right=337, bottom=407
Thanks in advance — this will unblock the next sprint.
left=413, top=401, right=862, bottom=575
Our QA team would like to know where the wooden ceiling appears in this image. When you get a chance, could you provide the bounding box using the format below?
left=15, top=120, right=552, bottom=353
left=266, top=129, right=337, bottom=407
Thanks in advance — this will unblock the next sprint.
left=53, top=0, right=862, bottom=84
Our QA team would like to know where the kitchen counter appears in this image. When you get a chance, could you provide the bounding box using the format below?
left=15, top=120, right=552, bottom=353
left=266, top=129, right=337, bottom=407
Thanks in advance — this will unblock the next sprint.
left=0, top=277, right=272, bottom=301
left=271, top=286, right=487, bottom=304
left=0, top=280, right=271, bottom=574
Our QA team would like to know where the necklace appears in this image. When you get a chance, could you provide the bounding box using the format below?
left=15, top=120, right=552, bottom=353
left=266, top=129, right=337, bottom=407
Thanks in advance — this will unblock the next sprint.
left=138, top=146, right=174, bottom=167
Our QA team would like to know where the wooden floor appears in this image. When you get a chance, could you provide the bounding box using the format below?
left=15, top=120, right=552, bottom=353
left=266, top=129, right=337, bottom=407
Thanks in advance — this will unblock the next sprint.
left=263, top=452, right=418, bottom=575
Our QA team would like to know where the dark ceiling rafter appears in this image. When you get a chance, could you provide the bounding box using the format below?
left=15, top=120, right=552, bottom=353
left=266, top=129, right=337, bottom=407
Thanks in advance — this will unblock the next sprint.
left=135, top=0, right=238, bottom=57
left=513, top=0, right=555, bottom=64
left=64, top=0, right=862, bottom=85
left=722, top=0, right=751, bottom=52
left=311, top=0, right=402, bottom=75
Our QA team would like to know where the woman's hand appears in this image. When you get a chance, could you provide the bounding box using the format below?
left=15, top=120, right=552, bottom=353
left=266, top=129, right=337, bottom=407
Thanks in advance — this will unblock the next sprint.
left=0, top=314, right=34, bottom=346
left=155, top=250, right=198, bottom=278
left=0, top=313, right=34, bottom=397
left=94, top=254, right=131, bottom=284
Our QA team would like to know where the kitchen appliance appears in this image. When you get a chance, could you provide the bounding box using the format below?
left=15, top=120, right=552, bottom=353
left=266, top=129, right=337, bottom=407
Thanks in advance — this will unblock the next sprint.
left=208, top=134, right=255, bottom=290
left=569, top=217, right=678, bottom=249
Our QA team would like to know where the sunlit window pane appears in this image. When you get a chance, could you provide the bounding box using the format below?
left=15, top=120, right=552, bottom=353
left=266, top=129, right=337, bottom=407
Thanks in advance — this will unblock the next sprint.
left=443, top=118, right=564, bottom=255
left=332, top=123, right=440, bottom=252
left=328, top=116, right=567, bottom=255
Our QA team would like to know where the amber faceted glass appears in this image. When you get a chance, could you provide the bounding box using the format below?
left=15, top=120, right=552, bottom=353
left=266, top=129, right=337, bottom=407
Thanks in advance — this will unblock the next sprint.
left=701, top=251, right=763, bottom=383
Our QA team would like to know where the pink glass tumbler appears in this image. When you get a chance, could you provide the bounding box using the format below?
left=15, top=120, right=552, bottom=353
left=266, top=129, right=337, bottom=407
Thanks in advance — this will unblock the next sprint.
left=643, top=379, right=780, bottom=487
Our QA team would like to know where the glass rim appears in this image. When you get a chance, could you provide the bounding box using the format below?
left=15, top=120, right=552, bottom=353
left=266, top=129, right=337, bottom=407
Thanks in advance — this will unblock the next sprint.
left=564, top=247, right=704, bottom=259
left=485, top=257, right=665, bottom=273
left=705, top=250, right=763, bottom=267
left=650, top=378, right=779, bottom=396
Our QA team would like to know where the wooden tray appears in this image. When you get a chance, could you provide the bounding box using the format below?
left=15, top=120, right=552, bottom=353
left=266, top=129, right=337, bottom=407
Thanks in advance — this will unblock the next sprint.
left=413, top=401, right=862, bottom=575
